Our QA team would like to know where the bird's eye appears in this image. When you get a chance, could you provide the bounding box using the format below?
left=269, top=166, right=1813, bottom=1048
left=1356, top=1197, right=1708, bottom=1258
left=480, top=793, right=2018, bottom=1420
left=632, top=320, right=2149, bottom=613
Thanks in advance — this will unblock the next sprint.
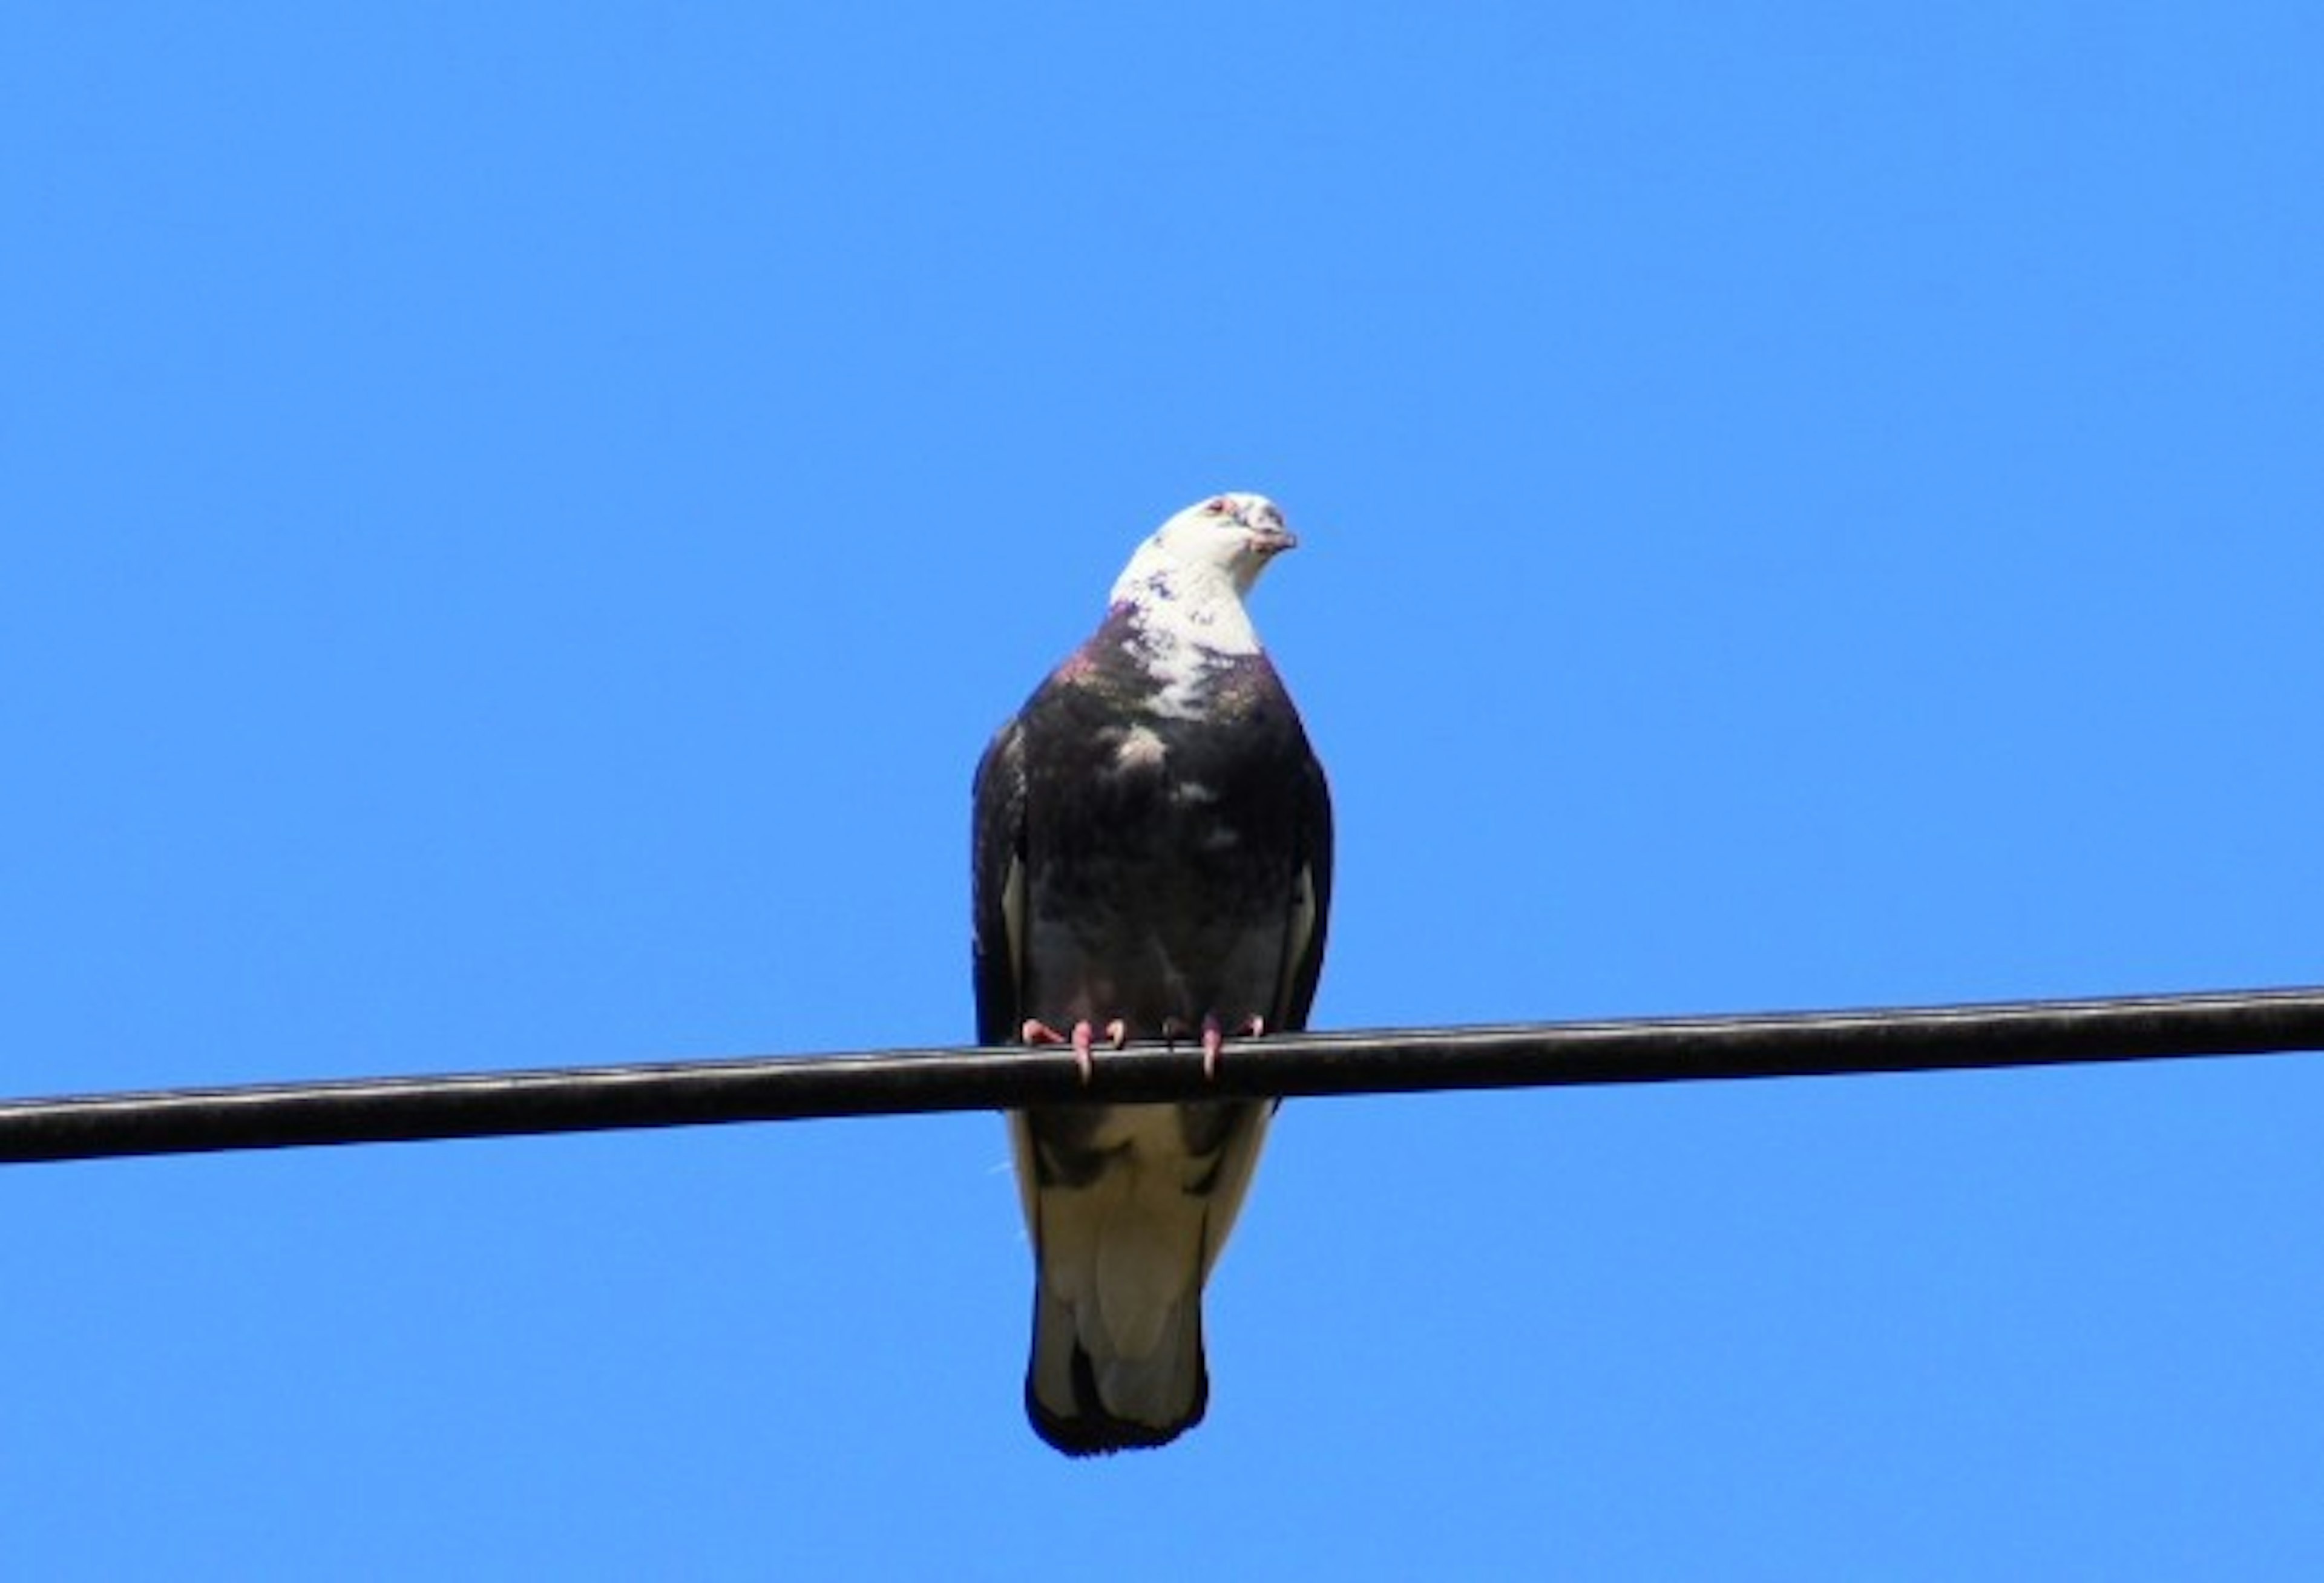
left=1203, top=497, right=1230, bottom=516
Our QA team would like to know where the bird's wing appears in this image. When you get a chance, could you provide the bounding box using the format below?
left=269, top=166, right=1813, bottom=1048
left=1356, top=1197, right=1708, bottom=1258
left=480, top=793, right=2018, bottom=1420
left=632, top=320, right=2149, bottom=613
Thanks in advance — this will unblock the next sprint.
left=1274, top=739, right=1334, bottom=1033
left=971, top=715, right=1028, bottom=1048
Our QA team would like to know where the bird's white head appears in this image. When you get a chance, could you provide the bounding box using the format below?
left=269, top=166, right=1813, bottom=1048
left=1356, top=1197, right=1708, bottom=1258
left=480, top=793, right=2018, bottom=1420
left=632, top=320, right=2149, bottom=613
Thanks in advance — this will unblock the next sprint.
left=1108, top=494, right=1298, bottom=658
left=1105, top=491, right=1296, bottom=691
left=1141, top=493, right=1297, bottom=593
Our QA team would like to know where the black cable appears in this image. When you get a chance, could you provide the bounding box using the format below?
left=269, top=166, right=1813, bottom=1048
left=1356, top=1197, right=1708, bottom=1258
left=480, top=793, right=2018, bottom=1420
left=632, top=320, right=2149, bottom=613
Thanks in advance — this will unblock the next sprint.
left=5, top=985, right=2322, bottom=1165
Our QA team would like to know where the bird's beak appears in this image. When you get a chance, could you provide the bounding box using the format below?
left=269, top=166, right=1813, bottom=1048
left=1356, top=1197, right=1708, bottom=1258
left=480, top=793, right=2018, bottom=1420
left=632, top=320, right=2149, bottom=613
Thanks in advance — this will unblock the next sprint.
left=1247, top=523, right=1298, bottom=557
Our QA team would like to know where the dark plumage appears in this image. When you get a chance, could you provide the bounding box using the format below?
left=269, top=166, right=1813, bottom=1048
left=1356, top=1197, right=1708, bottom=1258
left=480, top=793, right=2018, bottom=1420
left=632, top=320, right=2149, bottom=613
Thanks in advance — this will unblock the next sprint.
left=972, top=493, right=1333, bottom=1455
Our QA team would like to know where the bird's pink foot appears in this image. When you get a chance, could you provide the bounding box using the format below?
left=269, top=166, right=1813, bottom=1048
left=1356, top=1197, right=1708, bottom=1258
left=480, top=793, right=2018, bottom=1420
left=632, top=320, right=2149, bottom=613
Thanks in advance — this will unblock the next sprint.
left=1021, top=1018, right=1092, bottom=1083
left=1020, top=1017, right=1126, bottom=1085
left=1198, top=1014, right=1268, bottom=1080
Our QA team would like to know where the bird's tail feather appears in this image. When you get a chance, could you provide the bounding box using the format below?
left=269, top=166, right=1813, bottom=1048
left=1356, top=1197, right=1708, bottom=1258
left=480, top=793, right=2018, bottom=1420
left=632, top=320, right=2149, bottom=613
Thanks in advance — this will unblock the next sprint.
left=1026, top=1282, right=1207, bottom=1456
left=1011, top=1103, right=1267, bottom=1455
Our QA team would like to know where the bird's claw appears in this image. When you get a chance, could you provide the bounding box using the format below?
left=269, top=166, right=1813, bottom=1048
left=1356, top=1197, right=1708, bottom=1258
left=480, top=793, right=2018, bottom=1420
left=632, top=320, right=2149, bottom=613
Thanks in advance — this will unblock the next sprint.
left=1042, top=1013, right=1263, bottom=1080
left=1197, top=1014, right=1267, bottom=1080
left=1021, top=1017, right=1127, bottom=1086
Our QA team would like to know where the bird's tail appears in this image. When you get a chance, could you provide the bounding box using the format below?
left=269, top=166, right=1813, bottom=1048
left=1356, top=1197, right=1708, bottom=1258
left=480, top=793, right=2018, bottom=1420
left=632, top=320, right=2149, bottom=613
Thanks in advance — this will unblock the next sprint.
left=1009, top=1100, right=1270, bottom=1455
left=1025, top=1279, right=1207, bottom=1456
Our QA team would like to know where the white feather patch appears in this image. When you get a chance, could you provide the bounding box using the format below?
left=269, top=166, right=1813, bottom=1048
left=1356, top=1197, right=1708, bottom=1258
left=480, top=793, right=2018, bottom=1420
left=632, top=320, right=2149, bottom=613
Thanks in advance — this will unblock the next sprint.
left=1111, top=724, right=1167, bottom=771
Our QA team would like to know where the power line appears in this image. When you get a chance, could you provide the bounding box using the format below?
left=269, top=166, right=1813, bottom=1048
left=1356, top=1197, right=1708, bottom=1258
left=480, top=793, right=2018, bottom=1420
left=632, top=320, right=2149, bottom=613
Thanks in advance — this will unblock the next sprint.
left=5, top=985, right=2322, bottom=1167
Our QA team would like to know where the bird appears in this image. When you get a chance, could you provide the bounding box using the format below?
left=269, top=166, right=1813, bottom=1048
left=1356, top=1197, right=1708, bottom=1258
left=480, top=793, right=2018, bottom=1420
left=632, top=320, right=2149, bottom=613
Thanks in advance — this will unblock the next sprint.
left=971, top=491, right=1333, bottom=1455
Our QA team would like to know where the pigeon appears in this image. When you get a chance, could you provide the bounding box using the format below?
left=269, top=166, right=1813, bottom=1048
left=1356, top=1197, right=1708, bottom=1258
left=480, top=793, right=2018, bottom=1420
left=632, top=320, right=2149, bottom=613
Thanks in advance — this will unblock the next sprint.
left=971, top=492, right=1333, bottom=1456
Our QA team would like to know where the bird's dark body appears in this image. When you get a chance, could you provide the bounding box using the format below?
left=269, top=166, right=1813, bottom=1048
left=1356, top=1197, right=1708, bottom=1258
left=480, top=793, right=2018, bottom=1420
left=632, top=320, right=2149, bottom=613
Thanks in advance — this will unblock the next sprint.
left=977, top=609, right=1327, bottom=1052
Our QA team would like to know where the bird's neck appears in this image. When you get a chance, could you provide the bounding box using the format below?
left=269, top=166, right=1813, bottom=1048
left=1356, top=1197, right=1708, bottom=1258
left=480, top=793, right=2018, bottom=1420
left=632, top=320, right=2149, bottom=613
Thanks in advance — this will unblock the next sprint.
left=1108, top=554, right=1264, bottom=661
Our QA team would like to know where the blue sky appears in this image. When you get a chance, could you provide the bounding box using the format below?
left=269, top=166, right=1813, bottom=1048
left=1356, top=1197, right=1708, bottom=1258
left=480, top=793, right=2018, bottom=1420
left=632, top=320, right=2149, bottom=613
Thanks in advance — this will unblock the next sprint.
left=6, top=4, right=2322, bottom=1576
